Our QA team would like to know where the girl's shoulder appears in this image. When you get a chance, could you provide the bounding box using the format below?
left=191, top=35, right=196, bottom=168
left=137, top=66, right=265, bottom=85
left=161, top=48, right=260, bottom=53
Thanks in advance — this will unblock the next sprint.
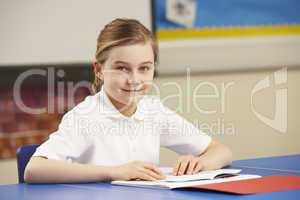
left=63, top=93, right=101, bottom=119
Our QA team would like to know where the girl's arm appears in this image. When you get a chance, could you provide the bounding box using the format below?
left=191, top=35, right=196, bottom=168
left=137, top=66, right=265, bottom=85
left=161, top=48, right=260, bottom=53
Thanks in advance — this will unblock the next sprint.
left=24, top=156, right=112, bottom=183
left=196, top=139, right=233, bottom=170
left=24, top=156, right=164, bottom=183
left=173, top=139, right=233, bottom=175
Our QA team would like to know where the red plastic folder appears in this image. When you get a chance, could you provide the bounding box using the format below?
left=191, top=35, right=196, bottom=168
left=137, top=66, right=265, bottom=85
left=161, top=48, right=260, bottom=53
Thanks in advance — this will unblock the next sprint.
left=188, top=176, right=300, bottom=194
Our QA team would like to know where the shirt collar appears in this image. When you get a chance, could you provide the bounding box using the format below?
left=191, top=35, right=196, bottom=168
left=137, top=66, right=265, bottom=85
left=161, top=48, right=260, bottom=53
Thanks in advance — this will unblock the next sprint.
left=98, top=87, right=145, bottom=121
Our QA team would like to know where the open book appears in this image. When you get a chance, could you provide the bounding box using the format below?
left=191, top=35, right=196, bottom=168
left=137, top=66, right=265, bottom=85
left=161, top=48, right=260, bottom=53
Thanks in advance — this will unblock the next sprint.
left=111, top=168, right=261, bottom=190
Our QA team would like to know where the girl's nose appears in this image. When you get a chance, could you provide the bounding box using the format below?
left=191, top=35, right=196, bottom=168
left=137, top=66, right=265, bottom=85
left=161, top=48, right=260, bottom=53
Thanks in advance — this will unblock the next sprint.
left=127, top=73, right=141, bottom=86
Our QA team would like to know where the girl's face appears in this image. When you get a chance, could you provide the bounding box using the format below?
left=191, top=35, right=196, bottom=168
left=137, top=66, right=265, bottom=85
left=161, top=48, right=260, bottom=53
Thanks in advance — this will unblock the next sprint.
left=101, top=42, right=155, bottom=110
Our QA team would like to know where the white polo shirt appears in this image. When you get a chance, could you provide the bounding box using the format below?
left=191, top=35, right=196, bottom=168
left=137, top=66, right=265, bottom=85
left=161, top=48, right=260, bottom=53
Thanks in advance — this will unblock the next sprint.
left=33, top=88, right=212, bottom=166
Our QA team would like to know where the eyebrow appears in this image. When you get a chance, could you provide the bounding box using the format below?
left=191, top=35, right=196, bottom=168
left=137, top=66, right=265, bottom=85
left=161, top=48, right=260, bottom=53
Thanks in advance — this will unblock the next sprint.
left=113, top=60, right=153, bottom=65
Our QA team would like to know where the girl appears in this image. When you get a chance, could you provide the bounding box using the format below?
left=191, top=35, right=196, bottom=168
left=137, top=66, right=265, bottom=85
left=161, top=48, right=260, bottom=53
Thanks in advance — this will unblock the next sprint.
left=24, top=18, right=232, bottom=183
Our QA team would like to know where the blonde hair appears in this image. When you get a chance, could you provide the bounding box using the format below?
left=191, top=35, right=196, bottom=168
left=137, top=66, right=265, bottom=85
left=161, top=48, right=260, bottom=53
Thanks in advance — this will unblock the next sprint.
left=92, top=18, right=158, bottom=93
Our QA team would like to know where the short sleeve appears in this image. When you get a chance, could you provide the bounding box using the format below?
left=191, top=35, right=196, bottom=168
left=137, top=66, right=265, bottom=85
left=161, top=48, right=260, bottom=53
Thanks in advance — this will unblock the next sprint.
left=33, top=111, right=91, bottom=162
left=159, top=105, right=212, bottom=156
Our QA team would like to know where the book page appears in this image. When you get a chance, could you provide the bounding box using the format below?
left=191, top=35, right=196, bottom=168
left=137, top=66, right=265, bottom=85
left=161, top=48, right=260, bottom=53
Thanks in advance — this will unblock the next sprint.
left=111, top=174, right=262, bottom=189
left=165, top=174, right=262, bottom=189
left=160, top=168, right=241, bottom=182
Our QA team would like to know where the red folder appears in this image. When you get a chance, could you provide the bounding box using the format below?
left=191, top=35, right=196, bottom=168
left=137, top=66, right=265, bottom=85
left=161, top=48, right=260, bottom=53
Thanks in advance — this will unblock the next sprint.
left=187, top=176, right=300, bottom=194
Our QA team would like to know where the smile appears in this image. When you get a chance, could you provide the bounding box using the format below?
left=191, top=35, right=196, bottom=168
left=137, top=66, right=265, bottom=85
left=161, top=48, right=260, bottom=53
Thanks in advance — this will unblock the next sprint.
left=121, top=89, right=143, bottom=92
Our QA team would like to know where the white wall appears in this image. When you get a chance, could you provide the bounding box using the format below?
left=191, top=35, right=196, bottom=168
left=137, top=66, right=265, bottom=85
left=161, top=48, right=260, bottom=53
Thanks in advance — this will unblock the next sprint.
left=158, top=36, right=300, bottom=73
left=0, top=0, right=151, bottom=66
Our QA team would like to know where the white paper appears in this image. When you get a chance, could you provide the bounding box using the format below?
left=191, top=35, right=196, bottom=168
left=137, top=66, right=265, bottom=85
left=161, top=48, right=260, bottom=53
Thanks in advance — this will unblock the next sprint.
left=111, top=168, right=262, bottom=190
left=163, top=169, right=242, bottom=182
left=159, top=167, right=174, bottom=175
left=165, top=174, right=262, bottom=189
left=111, top=174, right=261, bottom=189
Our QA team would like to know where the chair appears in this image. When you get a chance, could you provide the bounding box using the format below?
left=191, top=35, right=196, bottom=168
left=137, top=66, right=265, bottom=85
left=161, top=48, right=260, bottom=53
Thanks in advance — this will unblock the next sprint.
left=16, top=144, right=39, bottom=183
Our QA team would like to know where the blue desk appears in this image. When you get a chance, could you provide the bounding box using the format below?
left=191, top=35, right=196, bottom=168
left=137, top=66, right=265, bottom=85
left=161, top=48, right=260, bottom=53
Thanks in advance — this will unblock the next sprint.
left=1, top=155, right=300, bottom=200
left=232, top=154, right=300, bottom=173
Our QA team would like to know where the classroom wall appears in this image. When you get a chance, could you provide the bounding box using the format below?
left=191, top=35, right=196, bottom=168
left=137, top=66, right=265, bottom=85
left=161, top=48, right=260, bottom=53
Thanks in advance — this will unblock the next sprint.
left=0, top=0, right=151, bottom=65
left=158, top=68, right=300, bottom=166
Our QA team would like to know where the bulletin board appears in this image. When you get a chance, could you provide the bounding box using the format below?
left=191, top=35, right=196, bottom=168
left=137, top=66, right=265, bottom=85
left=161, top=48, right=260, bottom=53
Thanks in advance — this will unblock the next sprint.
left=152, top=0, right=300, bottom=74
left=152, top=0, right=300, bottom=40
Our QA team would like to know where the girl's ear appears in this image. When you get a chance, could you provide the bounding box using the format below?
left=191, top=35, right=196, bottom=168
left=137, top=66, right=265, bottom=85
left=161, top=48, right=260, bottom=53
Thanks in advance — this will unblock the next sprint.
left=92, top=61, right=102, bottom=79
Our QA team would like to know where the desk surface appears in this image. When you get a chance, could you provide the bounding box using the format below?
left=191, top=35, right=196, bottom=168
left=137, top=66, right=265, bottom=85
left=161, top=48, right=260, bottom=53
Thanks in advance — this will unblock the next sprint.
left=232, top=154, right=300, bottom=173
left=1, top=155, right=300, bottom=200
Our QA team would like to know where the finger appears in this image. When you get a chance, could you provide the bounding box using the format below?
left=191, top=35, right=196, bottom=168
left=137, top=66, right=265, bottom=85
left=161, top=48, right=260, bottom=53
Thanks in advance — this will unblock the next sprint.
left=143, top=163, right=165, bottom=178
left=142, top=163, right=165, bottom=179
left=141, top=168, right=164, bottom=180
left=193, top=161, right=203, bottom=174
left=178, top=159, right=190, bottom=175
left=137, top=171, right=157, bottom=181
left=173, top=160, right=181, bottom=175
left=186, top=160, right=197, bottom=175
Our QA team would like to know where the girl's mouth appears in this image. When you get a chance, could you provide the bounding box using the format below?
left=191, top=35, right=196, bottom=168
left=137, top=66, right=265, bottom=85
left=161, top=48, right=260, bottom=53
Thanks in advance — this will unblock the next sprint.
left=121, top=88, right=143, bottom=93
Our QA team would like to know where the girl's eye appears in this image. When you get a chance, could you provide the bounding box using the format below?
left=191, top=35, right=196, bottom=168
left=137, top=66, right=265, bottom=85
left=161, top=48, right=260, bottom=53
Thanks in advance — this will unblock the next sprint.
left=116, top=66, right=129, bottom=72
left=140, top=66, right=150, bottom=72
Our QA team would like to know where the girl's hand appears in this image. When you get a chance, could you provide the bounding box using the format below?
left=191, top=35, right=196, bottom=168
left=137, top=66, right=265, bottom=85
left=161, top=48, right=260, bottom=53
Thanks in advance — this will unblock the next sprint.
left=173, top=155, right=204, bottom=176
left=111, top=161, right=165, bottom=181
